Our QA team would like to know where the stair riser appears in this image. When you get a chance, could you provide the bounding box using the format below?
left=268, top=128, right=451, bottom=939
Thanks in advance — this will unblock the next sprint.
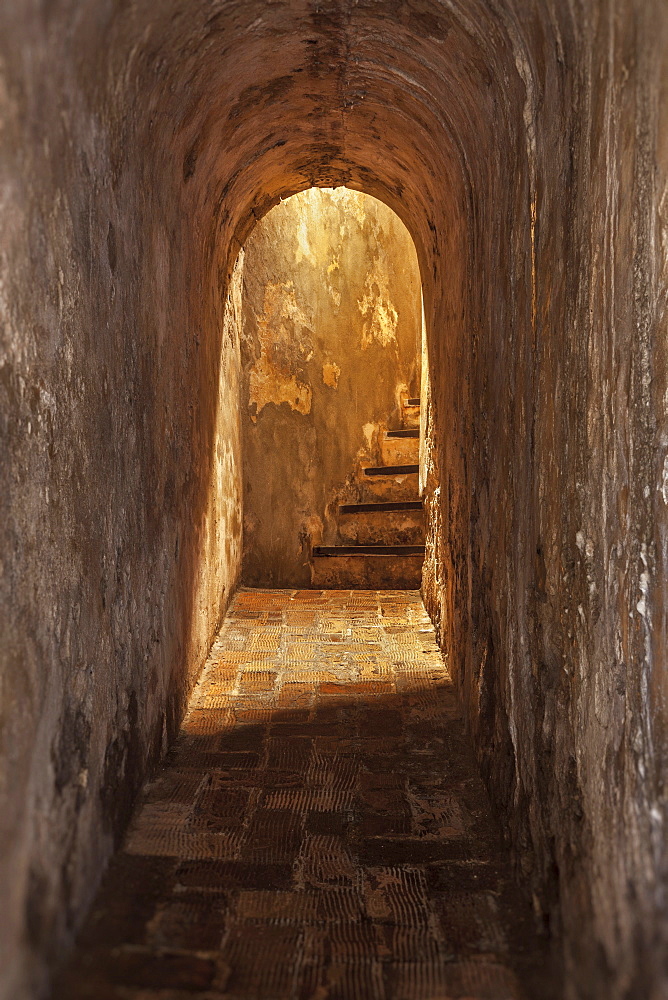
left=357, top=473, right=420, bottom=502
left=335, top=512, right=425, bottom=546
left=381, top=436, right=419, bottom=466
left=402, top=404, right=420, bottom=429
left=311, top=554, right=423, bottom=589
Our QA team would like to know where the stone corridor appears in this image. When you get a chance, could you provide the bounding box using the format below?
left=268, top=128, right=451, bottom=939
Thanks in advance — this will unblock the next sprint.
left=54, top=590, right=556, bottom=1000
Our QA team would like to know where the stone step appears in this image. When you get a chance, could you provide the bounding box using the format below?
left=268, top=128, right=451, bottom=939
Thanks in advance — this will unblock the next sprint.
left=364, top=464, right=419, bottom=476
left=310, top=553, right=423, bottom=589
left=386, top=428, right=419, bottom=438
left=354, top=472, right=420, bottom=503
left=402, top=397, right=420, bottom=429
left=335, top=509, right=425, bottom=546
left=381, top=433, right=419, bottom=466
left=339, top=500, right=423, bottom=513
left=314, top=544, right=425, bottom=556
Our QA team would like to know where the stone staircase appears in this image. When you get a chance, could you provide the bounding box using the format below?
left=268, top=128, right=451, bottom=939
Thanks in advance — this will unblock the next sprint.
left=311, top=396, right=425, bottom=587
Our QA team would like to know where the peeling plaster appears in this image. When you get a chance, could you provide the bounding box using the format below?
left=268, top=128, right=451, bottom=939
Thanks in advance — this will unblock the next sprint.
left=322, top=361, right=340, bottom=388
left=248, top=280, right=313, bottom=420
left=358, top=273, right=399, bottom=349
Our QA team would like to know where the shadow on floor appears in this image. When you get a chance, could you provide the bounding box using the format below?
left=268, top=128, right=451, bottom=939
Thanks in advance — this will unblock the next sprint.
left=52, top=589, right=561, bottom=1000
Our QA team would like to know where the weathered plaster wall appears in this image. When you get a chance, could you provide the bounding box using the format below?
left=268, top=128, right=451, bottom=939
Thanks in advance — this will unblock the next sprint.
left=240, top=188, right=421, bottom=587
left=1, top=1, right=667, bottom=999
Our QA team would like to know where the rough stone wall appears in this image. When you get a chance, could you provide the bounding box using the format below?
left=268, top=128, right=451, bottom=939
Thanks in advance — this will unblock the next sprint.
left=0, top=1, right=667, bottom=999
left=0, top=6, right=243, bottom=998
left=421, top=4, right=668, bottom=999
left=240, top=188, right=421, bottom=587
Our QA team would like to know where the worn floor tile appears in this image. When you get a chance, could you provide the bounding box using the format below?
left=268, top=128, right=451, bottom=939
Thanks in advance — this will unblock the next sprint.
left=53, top=589, right=559, bottom=1000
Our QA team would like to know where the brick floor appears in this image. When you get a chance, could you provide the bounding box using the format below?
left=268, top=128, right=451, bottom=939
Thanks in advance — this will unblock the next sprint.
left=53, top=589, right=559, bottom=1000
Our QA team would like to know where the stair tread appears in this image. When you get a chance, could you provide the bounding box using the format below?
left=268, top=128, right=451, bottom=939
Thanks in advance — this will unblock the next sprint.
left=313, top=544, right=425, bottom=556
left=339, top=501, right=422, bottom=513
left=386, top=428, right=419, bottom=438
left=364, top=464, right=419, bottom=476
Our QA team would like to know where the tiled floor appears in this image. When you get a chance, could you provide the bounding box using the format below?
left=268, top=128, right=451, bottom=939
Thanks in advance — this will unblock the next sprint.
left=54, top=589, right=557, bottom=1000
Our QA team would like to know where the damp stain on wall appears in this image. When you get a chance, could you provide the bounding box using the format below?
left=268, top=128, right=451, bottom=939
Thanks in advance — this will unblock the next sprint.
left=248, top=280, right=313, bottom=422
left=358, top=271, right=399, bottom=349
left=322, top=361, right=341, bottom=388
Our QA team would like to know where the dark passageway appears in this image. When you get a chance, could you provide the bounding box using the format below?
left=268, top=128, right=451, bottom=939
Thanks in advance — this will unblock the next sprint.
left=1, top=2, right=667, bottom=999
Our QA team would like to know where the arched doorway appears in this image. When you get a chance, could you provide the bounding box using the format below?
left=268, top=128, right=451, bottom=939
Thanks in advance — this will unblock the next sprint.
left=238, top=187, right=425, bottom=589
